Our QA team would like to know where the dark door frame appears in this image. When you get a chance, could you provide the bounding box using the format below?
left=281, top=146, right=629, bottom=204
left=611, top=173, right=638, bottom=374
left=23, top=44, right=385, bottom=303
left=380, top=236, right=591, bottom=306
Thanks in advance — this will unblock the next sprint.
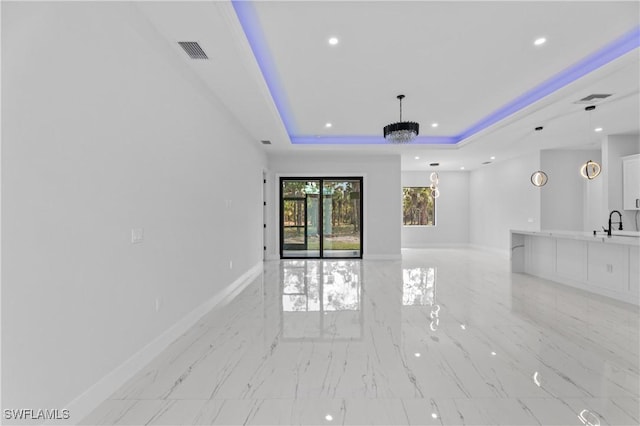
left=279, top=176, right=363, bottom=259
left=282, top=196, right=308, bottom=250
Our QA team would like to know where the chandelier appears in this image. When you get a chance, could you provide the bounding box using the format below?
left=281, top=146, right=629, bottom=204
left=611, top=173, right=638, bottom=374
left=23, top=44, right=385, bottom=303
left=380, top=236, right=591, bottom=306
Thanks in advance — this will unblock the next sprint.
left=383, top=95, right=419, bottom=144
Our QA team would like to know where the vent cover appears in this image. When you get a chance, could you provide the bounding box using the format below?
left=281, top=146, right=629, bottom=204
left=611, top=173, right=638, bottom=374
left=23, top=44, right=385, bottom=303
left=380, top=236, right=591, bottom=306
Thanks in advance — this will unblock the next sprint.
left=429, top=162, right=440, bottom=167
left=482, top=161, right=492, bottom=165
left=573, top=93, right=612, bottom=104
left=178, top=42, right=208, bottom=60
left=260, top=140, right=272, bottom=145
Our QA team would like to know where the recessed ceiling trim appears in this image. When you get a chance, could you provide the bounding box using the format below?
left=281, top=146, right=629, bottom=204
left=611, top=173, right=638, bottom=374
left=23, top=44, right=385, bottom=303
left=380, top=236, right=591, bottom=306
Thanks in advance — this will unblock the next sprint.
left=231, top=1, right=639, bottom=145
left=456, top=26, right=639, bottom=142
left=291, top=135, right=459, bottom=145
left=231, top=1, right=297, bottom=134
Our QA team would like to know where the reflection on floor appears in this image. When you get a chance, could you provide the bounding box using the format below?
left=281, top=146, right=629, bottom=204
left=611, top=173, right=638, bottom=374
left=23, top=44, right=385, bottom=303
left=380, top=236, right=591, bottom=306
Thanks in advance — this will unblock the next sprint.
left=81, top=248, right=639, bottom=425
left=281, top=261, right=362, bottom=341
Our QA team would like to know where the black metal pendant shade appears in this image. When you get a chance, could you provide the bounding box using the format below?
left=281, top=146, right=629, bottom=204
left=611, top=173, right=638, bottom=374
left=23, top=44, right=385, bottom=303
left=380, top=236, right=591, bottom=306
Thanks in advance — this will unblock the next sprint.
left=384, top=95, right=419, bottom=144
left=383, top=121, right=420, bottom=142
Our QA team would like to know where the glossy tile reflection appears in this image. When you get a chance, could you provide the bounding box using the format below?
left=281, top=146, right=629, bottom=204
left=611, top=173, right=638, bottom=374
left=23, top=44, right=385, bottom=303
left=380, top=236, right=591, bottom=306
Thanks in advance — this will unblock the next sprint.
left=281, top=260, right=362, bottom=340
left=82, top=249, right=639, bottom=425
left=402, top=267, right=436, bottom=306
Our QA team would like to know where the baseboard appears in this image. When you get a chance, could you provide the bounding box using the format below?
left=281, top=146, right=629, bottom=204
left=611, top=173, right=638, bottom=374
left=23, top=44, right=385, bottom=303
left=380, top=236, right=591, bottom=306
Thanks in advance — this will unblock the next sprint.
left=60, top=262, right=263, bottom=426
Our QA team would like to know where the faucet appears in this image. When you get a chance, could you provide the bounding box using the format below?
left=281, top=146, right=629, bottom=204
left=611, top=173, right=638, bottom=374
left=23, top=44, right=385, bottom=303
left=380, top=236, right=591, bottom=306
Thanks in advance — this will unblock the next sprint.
left=607, top=210, right=623, bottom=236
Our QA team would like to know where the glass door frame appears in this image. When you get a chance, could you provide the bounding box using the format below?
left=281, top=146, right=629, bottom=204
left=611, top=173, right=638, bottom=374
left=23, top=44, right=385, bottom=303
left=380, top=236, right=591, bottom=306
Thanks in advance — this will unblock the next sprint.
left=279, top=176, right=363, bottom=259
left=282, top=196, right=308, bottom=251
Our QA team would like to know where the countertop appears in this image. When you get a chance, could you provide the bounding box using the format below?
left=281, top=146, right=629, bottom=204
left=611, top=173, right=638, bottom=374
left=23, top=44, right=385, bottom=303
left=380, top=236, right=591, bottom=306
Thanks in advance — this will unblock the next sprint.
left=511, top=229, right=640, bottom=246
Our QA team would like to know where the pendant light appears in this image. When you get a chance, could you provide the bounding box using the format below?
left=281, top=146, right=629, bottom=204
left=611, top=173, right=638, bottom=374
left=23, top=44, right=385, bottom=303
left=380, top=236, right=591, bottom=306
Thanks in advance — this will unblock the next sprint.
left=580, top=160, right=601, bottom=179
left=429, top=172, right=440, bottom=198
left=580, top=106, right=601, bottom=180
left=530, top=126, right=548, bottom=187
left=531, top=170, right=548, bottom=187
left=383, top=95, right=419, bottom=144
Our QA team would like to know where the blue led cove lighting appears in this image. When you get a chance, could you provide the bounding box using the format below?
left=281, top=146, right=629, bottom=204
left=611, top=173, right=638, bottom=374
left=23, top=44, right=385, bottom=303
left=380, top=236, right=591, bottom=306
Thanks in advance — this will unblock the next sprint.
left=232, top=1, right=639, bottom=145
left=456, top=25, right=640, bottom=142
left=231, top=0, right=298, bottom=134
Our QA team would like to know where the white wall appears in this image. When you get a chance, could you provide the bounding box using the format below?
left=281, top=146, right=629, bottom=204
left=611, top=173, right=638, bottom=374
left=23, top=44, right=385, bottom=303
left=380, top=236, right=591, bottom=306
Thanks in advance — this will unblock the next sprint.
left=2, top=2, right=266, bottom=415
left=540, top=149, right=601, bottom=231
left=469, top=153, right=541, bottom=255
left=266, top=154, right=401, bottom=259
left=602, top=134, right=640, bottom=230
left=401, top=171, right=469, bottom=247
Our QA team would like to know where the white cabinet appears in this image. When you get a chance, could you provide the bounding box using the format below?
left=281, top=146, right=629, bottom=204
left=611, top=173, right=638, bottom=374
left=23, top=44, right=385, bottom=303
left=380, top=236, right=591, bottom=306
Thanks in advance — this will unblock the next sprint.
left=630, top=246, right=639, bottom=296
left=514, top=230, right=639, bottom=306
left=622, top=154, right=640, bottom=210
left=525, top=235, right=555, bottom=278
left=587, top=242, right=629, bottom=293
left=556, top=239, right=586, bottom=282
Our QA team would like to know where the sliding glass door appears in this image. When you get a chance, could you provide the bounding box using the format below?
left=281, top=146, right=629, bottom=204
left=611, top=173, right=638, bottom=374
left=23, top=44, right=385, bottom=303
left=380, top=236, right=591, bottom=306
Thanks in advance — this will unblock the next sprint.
left=280, top=177, right=362, bottom=259
left=322, top=179, right=362, bottom=258
left=282, top=179, right=320, bottom=257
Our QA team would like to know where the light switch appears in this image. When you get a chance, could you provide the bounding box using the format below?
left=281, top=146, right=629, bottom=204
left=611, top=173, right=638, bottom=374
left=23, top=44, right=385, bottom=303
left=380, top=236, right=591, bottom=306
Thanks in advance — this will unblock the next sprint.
left=131, top=228, right=144, bottom=244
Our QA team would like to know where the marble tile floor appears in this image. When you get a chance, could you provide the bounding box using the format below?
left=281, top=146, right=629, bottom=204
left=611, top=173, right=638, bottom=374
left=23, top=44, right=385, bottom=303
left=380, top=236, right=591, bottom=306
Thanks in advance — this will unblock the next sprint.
left=81, top=248, right=639, bottom=425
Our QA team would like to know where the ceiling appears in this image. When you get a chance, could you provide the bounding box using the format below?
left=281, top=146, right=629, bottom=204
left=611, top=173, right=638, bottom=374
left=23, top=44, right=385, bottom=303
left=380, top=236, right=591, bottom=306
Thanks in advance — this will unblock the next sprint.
left=134, top=1, right=640, bottom=171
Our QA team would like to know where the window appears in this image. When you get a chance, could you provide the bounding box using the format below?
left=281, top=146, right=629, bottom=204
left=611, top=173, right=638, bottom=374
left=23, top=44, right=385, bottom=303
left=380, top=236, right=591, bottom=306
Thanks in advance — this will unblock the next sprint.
left=402, top=187, right=435, bottom=226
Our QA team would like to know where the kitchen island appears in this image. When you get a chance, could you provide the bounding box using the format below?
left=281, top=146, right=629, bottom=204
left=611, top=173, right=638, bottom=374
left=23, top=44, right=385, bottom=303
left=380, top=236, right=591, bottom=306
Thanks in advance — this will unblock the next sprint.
left=511, top=230, right=639, bottom=305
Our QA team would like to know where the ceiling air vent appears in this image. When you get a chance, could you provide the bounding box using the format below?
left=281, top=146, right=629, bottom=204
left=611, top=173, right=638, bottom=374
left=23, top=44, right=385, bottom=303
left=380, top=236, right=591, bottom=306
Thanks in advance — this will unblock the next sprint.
left=573, top=94, right=612, bottom=104
left=482, top=161, right=492, bottom=165
left=178, top=42, right=208, bottom=60
left=429, top=162, right=440, bottom=167
left=261, top=140, right=272, bottom=145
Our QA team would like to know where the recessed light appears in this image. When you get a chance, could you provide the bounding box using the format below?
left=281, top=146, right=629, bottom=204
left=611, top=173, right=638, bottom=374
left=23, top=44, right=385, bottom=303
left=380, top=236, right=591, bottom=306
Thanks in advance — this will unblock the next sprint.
left=534, top=37, right=547, bottom=46
left=460, top=166, right=465, bottom=170
left=431, top=122, right=439, bottom=128
left=325, top=122, right=332, bottom=128
left=414, top=352, right=421, bottom=357
left=415, top=156, right=420, bottom=160
left=594, top=127, right=603, bottom=132
left=491, top=351, right=497, bottom=356
left=490, top=156, right=496, bottom=160
left=432, top=413, right=438, bottom=419
left=325, top=414, right=333, bottom=421
left=328, top=37, right=339, bottom=45
left=460, top=324, right=466, bottom=330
